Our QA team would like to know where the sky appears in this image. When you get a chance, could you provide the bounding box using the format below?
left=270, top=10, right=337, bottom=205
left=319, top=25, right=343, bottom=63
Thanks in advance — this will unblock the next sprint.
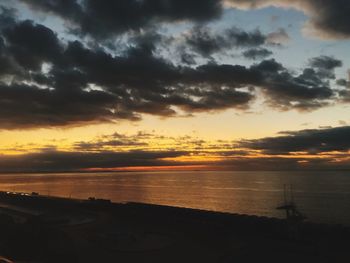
left=0, top=0, right=349, bottom=172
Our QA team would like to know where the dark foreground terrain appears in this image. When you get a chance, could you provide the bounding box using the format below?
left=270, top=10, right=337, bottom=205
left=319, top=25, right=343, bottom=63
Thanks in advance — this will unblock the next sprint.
left=0, top=191, right=349, bottom=263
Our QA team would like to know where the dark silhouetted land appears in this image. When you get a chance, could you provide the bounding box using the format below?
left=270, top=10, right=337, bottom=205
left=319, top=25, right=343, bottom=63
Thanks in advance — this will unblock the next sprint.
left=0, top=191, right=349, bottom=263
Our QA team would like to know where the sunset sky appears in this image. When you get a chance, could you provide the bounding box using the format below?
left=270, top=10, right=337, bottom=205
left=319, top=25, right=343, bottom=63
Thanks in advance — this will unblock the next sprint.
left=0, top=0, right=349, bottom=172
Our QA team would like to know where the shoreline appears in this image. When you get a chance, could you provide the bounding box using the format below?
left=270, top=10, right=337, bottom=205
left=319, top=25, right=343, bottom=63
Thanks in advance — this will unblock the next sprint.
left=1, top=189, right=348, bottom=226
left=0, top=190, right=348, bottom=230
left=1, top=191, right=350, bottom=262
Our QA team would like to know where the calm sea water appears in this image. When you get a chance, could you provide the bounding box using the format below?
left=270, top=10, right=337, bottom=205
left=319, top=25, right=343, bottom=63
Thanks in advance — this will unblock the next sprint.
left=0, top=171, right=349, bottom=225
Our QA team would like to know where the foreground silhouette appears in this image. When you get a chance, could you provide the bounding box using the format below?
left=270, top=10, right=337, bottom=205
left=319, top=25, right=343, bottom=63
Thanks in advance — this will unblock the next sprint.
left=0, top=191, right=349, bottom=263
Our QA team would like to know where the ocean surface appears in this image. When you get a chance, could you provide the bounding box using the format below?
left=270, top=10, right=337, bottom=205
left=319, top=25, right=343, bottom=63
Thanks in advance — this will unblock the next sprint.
left=0, top=171, right=349, bottom=225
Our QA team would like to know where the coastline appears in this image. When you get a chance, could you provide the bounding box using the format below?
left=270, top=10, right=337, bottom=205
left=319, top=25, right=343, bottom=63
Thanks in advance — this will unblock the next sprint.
left=0, top=191, right=349, bottom=262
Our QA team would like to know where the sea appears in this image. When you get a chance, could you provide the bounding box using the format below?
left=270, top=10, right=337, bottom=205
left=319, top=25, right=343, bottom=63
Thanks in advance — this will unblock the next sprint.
left=0, top=171, right=349, bottom=225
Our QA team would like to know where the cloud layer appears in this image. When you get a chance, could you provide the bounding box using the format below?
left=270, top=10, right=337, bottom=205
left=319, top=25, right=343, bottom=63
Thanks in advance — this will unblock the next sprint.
left=19, top=0, right=350, bottom=39
left=0, top=8, right=347, bottom=129
left=0, top=1, right=348, bottom=129
left=1, top=126, right=350, bottom=172
left=19, top=0, right=222, bottom=39
left=239, top=126, right=350, bottom=154
left=225, top=0, right=350, bottom=39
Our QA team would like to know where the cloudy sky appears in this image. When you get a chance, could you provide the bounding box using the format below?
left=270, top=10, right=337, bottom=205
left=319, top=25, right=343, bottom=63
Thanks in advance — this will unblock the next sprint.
left=0, top=0, right=349, bottom=172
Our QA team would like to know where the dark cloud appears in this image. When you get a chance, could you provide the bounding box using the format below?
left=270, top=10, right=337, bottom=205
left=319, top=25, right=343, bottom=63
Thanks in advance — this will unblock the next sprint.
left=3, top=20, right=63, bottom=71
left=0, top=10, right=346, bottom=129
left=1, top=147, right=349, bottom=172
left=309, top=56, right=342, bottom=79
left=18, top=0, right=82, bottom=20
left=239, top=126, right=350, bottom=154
left=251, top=59, right=337, bottom=111
left=0, top=149, right=187, bottom=172
left=336, top=79, right=348, bottom=87
left=184, top=26, right=278, bottom=58
left=226, top=0, right=350, bottom=39
left=0, top=82, right=118, bottom=129
left=337, top=70, right=350, bottom=101
left=0, top=36, right=19, bottom=76
left=20, top=0, right=350, bottom=40
left=180, top=52, right=197, bottom=65
left=242, top=48, right=273, bottom=60
left=20, top=0, right=222, bottom=39
left=0, top=34, right=342, bottom=128
left=0, top=6, right=16, bottom=30
left=74, top=135, right=149, bottom=151
left=310, top=56, right=342, bottom=71
left=305, top=0, right=350, bottom=39
left=2, top=146, right=349, bottom=172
